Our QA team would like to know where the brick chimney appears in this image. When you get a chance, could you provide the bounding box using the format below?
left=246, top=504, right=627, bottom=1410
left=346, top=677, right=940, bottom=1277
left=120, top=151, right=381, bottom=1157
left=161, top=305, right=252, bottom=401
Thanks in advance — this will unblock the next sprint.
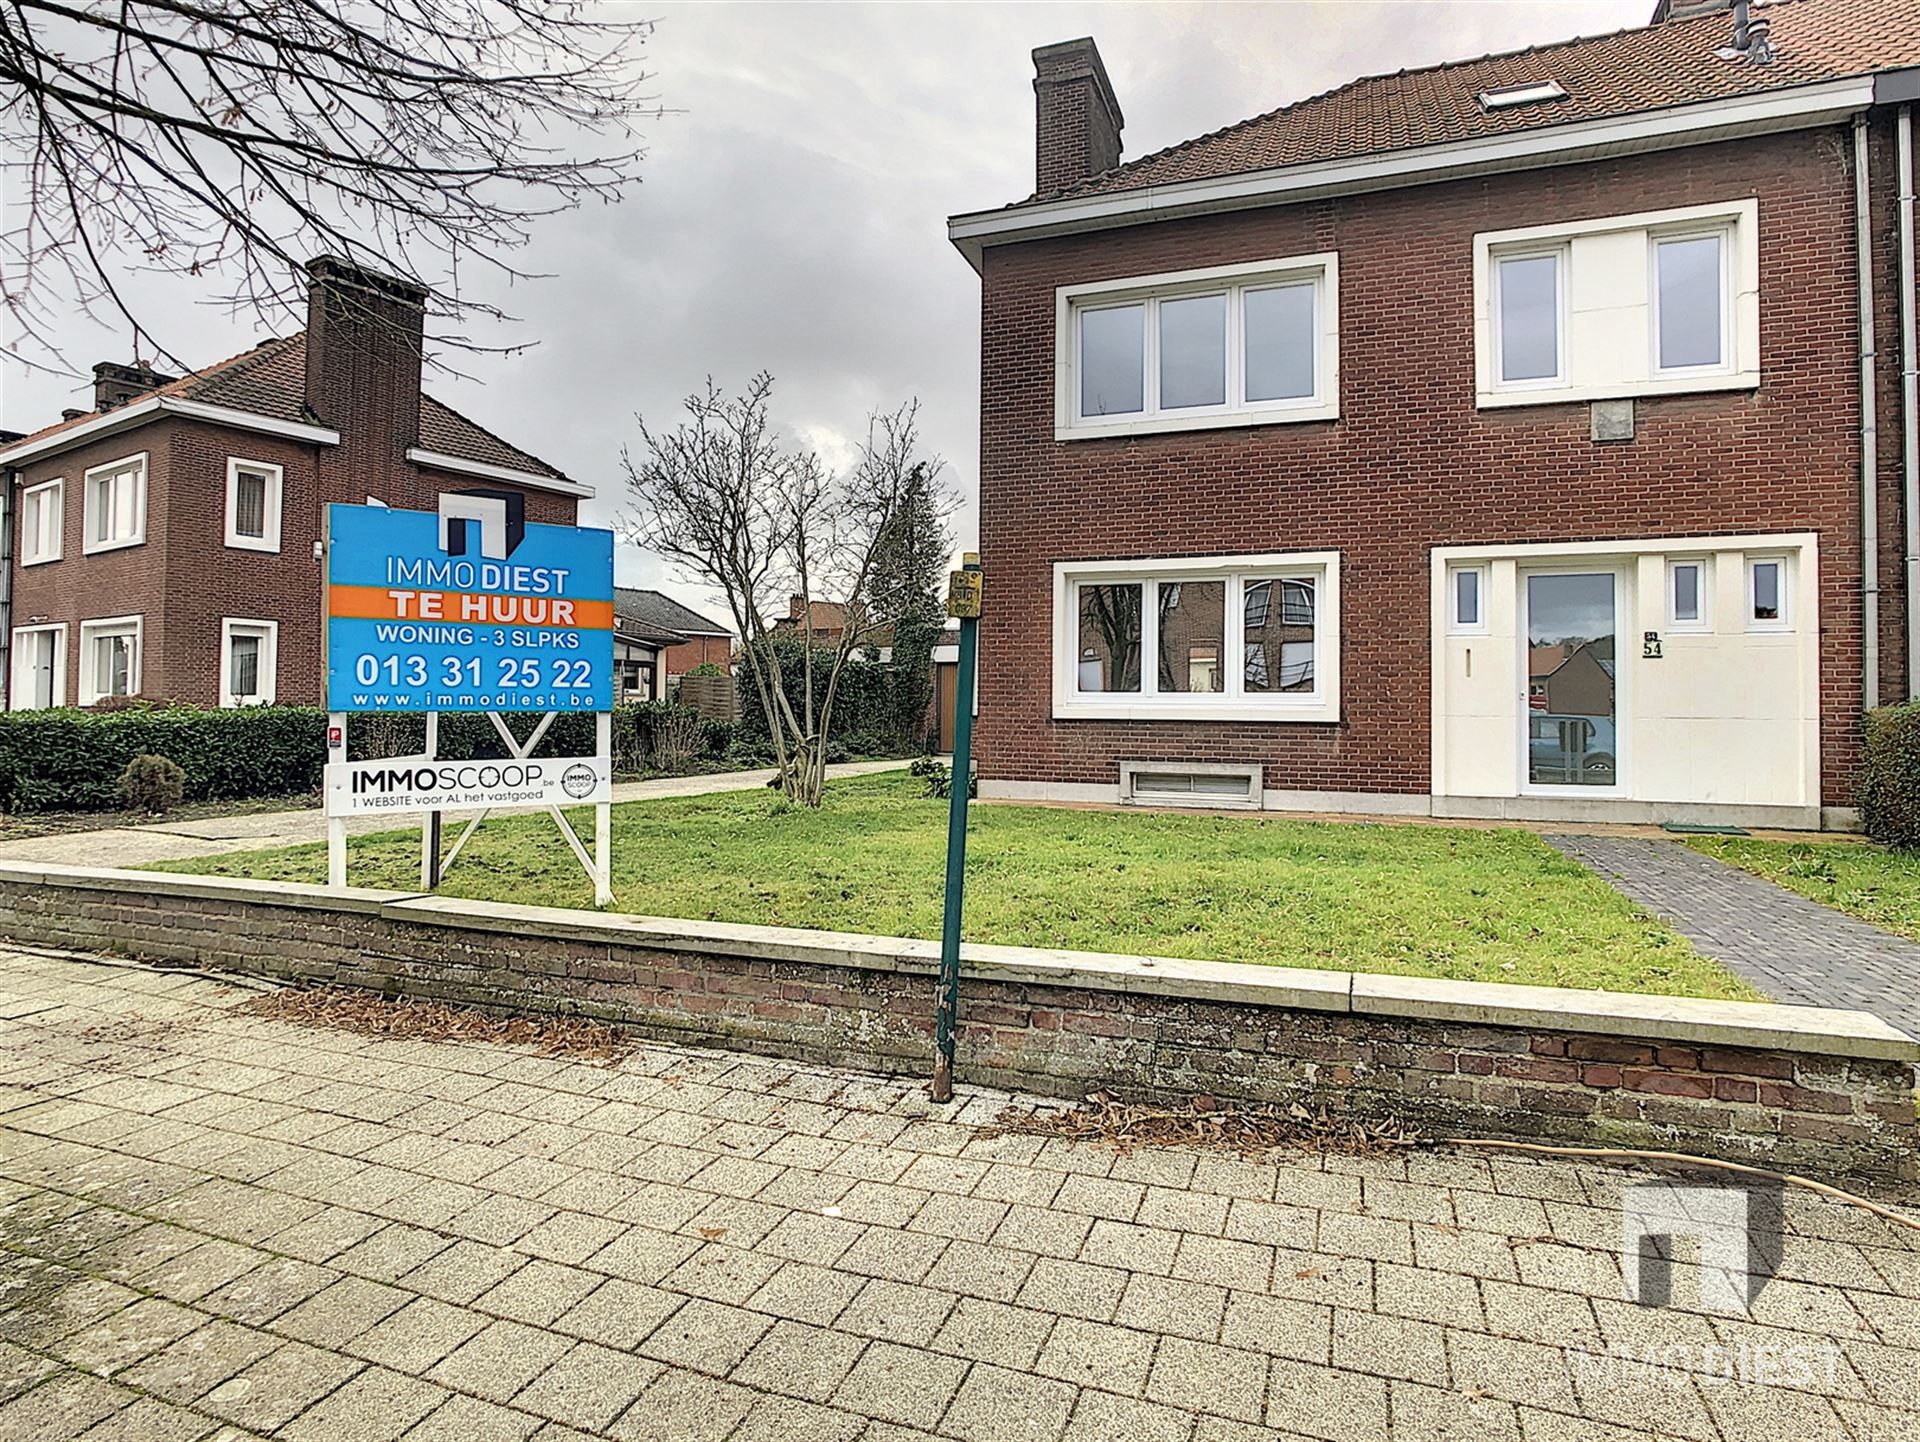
left=92, top=360, right=177, bottom=410
left=1033, top=38, right=1123, bottom=198
left=303, top=255, right=428, bottom=505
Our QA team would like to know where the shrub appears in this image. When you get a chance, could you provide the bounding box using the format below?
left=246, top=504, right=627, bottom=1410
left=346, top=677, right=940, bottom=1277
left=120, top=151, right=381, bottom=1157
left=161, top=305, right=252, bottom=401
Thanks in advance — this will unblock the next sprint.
left=0, top=701, right=685, bottom=814
left=735, top=636, right=924, bottom=755
left=118, top=753, right=186, bottom=814
left=909, top=754, right=975, bottom=800
left=684, top=661, right=726, bottom=678
left=0, top=706, right=327, bottom=813
left=699, top=717, right=737, bottom=757
left=1861, top=701, right=1920, bottom=847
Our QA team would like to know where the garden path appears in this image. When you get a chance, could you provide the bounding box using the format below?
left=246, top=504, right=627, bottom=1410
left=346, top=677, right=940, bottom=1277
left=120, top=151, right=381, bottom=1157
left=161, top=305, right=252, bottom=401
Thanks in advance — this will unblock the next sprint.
left=1548, top=834, right=1920, bottom=1040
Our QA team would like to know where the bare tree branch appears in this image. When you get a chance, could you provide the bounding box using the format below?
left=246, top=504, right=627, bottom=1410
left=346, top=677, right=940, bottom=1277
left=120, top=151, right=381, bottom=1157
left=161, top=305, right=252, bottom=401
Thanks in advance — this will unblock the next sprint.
left=620, top=377, right=943, bottom=807
left=0, top=0, right=656, bottom=373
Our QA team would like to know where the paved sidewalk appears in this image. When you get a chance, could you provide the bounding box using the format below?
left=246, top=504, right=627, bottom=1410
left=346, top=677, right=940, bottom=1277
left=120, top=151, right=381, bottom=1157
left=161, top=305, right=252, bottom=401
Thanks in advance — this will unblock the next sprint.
left=3, top=948, right=1917, bottom=1441
left=1550, top=834, right=1920, bottom=1039
left=0, top=760, right=909, bottom=870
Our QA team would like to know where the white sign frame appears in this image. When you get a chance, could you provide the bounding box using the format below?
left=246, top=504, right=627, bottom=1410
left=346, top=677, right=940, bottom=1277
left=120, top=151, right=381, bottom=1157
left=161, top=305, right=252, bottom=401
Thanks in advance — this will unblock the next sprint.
left=325, top=708, right=614, bottom=906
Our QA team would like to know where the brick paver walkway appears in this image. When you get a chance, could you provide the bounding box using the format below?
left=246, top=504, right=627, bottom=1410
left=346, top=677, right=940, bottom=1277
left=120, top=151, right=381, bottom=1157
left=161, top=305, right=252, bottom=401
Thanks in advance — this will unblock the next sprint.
left=2, top=947, right=1917, bottom=1442
left=1549, top=834, right=1920, bottom=1039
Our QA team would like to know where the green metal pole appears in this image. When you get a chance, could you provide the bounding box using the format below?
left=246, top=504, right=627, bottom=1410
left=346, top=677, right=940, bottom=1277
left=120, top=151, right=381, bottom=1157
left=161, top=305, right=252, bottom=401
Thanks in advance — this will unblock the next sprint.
left=932, top=556, right=981, bottom=1104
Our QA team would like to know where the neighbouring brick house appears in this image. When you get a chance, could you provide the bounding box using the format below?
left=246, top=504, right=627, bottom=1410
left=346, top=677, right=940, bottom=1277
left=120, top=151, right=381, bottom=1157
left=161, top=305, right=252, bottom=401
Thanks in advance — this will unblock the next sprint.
left=614, top=588, right=734, bottom=680
left=1, top=257, right=587, bottom=710
left=949, top=0, right=1920, bottom=829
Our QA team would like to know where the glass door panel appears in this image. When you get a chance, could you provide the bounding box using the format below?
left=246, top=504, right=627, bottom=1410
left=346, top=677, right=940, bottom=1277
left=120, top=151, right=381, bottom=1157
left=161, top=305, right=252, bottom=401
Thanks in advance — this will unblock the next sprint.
left=1525, top=572, right=1618, bottom=789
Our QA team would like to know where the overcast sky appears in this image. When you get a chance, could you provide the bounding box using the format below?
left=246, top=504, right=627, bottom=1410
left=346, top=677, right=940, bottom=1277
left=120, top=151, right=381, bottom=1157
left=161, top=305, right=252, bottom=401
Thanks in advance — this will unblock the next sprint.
left=1, top=0, right=1653, bottom=621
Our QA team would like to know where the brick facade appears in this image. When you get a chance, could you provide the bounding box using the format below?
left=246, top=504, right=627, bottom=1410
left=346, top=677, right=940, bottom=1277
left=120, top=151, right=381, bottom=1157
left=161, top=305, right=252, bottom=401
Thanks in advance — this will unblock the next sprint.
left=976, top=125, right=1915, bottom=811
left=664, top=633, right=734, bottom=677
left=2, top=865, right=1912, bottom=1180
left=6, top=267, right=579, bottom=709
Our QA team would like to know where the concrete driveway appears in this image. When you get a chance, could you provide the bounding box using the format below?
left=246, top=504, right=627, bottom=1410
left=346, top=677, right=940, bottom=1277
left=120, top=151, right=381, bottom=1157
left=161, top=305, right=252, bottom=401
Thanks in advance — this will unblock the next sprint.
left=2, top=946, right=1917, bottom=1442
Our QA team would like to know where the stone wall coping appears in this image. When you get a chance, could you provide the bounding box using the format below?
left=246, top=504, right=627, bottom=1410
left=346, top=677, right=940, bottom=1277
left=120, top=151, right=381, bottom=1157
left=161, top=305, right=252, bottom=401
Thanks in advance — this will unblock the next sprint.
left=1350, top=973, right=1917, bottom=1061
left=9, top=860, right=414, bottom=915
left=6, top=859, right=1914, bottom=1063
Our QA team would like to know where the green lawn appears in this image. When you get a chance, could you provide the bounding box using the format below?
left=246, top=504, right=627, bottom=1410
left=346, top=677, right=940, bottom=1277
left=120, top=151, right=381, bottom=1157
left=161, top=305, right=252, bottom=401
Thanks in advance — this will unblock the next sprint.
left=1687, top=835, right=1920, bottom=941
left=152, top=773, right=1755, bottom=999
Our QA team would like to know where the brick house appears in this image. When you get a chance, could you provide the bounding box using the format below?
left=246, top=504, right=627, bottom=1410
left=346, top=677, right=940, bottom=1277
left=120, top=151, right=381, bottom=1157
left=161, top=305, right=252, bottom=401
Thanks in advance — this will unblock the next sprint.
left=949, top=0, right=1920, bottom=829
left=613, top=588, right=734, bottom=680
left=1, top=258, right=586, bottom=711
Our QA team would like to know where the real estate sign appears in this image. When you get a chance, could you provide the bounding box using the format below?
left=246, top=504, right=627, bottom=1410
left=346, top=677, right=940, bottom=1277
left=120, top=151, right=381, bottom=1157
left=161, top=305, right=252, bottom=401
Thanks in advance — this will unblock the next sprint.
left=325, top=494, right=614, bottom=713
left=325, top=753, right=613, bottom=816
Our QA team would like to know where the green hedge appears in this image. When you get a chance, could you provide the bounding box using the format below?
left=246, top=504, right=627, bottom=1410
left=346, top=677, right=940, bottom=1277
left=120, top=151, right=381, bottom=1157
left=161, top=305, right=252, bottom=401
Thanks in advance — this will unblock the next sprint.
left=1861, top=701, right=1920, bottom=848
left=0, top=702, right=711, bottom=814
left=736, top=637, right=923, bottom=754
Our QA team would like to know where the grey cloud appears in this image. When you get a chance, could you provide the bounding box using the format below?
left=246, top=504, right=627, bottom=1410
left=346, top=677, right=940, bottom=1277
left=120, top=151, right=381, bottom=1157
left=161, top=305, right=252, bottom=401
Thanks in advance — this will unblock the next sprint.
left=1, top=1, right=1650, bottom=616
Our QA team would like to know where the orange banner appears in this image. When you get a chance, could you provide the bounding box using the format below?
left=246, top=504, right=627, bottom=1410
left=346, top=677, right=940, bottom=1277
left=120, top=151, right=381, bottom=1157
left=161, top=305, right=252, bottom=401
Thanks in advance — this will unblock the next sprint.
left=329, top=585, right=613, bottom=630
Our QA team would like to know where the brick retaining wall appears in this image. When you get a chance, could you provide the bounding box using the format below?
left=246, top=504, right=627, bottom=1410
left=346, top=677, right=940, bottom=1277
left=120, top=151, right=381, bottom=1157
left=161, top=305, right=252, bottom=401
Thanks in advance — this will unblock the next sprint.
left=1, top=863, right=1914, bottom=1180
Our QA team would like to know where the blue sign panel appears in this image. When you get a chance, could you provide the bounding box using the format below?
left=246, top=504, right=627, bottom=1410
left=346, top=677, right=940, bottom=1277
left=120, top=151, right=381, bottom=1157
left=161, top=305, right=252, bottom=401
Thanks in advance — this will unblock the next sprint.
left=326, top=495, right=614, bottom=713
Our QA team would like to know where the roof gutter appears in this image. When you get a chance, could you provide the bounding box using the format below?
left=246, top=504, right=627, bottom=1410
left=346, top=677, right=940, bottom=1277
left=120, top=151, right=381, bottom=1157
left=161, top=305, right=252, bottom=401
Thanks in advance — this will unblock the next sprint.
left=947, top=74, right=1878, bottom=269
left=405, top=447, right=594, bottom=500
left=0, top=395, right=341, bottom=467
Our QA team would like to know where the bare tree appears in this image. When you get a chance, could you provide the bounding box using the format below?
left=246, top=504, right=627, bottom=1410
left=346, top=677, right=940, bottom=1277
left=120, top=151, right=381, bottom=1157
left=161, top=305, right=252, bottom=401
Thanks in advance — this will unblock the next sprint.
left=0, top=0, right=654, bottom=373
left=622, top=374, right=944, bottom=807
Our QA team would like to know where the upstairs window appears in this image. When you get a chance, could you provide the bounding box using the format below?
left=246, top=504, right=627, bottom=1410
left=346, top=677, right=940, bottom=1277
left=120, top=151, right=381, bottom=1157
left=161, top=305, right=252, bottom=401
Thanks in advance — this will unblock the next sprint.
left=1058, top=255, right=1339, bottom=438
left=19, top=479, right=61, bottom=565
left=1476, top=200, right=1756, bottom=409
left=1654, top=232, right=1728, bottom=373
left=225, top=459, right=283, bottom=552
left=83, top=454, right=146, bottom=554
left=1494, top=251, right=1564, bottom=386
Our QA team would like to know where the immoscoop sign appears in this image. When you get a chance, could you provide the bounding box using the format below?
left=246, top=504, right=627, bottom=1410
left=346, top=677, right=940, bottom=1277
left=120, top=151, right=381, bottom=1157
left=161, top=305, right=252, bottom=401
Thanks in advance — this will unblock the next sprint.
left=322, top=491, right=618, bottom=903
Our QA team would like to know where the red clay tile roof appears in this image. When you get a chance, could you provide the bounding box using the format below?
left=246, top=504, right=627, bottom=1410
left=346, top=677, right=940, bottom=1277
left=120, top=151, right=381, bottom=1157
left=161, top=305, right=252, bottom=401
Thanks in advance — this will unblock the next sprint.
left=3, top=333, right=568, bottom=481
left=1036, top=0, right=1920, bottom=203
left=416, top=394, right=566, bottom=480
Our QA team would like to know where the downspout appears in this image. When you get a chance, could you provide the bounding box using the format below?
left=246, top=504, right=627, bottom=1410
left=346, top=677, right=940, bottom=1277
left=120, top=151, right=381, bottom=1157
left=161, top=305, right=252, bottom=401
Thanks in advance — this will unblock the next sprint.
left=1857, top=114, right=1881, bottom=713
left=0, top=469, right=12, bottom=708
left=1899, top=105, right=1919, bottom=697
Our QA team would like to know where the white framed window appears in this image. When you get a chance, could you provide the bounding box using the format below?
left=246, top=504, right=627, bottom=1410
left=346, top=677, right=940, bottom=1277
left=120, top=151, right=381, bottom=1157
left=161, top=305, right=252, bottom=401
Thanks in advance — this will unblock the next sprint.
left=225, top=458, right=283, bottom=552
left=79, top=615, right=141, bottom=704
left=9, top=624, right=66, bottom=710
left=1052, top=551, right=1341, bottom=722
left=1449, top=565, right=1488, bottom=633
left=1492, top=247, right=1566, bottom=388
left=1746, top=556, right=1789, bottom=632
left=1652, top=228, right=1733, bottom=376
left=82, top=453, right=146, bottom=554
left=19, top=479, right=62, bottom=565
left=1668, top=558, right=1710, bottom=631
left=1474, top=199, right=1758, bottom=409
left=1056, top=254, right=1339, bottom=439
left=220, top=618, right=278, bottom=706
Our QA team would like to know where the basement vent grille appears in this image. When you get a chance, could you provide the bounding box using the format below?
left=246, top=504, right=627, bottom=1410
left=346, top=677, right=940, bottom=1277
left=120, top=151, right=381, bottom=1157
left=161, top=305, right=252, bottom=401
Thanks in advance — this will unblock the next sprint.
left=1119, top=761, right=1263, bottom=810
left=1477, top=81, right=1569, bottom=111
